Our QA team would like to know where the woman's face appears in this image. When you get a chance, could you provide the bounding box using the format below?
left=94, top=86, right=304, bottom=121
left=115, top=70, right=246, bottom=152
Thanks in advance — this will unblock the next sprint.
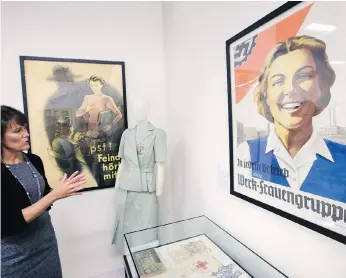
left=266, top=48, right=320, bottom=130
left=89, top=80, right=103, bottom=94
left=2, top=121, right=30, bottom=152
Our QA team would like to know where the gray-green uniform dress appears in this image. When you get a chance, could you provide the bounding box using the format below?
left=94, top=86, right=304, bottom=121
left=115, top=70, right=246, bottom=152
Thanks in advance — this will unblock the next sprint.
left=112, top=123, right=167, bottom=248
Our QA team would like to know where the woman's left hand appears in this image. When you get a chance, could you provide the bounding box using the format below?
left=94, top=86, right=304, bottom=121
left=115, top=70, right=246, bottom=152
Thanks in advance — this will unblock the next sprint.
left=103, top=125, right=112, bottom=132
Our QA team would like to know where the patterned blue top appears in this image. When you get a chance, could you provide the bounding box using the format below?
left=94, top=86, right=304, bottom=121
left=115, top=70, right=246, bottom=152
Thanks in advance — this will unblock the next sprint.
left=7, top=160, right=45, bottom=203
left=1, top=160, right=62, bottom=278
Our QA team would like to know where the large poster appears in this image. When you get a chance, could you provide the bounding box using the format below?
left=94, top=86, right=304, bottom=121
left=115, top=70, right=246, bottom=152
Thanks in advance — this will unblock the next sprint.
left=20, top=57, right=127, bottom=190
left=227, top=2, right=346, bottom=243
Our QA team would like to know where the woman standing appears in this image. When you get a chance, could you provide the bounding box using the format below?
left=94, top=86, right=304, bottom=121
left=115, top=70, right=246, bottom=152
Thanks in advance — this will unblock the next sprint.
left=1, top=105, right=87, bottom=277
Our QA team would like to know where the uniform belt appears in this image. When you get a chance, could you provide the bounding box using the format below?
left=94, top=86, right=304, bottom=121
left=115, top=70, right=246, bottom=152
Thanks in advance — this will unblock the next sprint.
left=140, top=168, right=154, bottom=173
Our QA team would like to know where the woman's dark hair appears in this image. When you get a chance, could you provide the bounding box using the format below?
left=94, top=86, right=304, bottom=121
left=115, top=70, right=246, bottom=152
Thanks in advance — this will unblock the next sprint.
left=1, top=105, right=28, bottom=142
left=87, top=75, right=105, bottom=86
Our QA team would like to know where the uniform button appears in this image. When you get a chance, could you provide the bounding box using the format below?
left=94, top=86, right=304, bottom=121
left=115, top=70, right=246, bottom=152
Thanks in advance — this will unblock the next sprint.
left=137, top=169, right=139, bottom=172
left=27, top=192, right=30, bottom=195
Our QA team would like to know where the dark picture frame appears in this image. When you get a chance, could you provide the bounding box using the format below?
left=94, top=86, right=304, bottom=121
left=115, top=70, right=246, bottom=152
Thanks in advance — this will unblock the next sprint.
left=20, top=56, right=128, bottom=192
left=226, top=2, right=346, bottom=244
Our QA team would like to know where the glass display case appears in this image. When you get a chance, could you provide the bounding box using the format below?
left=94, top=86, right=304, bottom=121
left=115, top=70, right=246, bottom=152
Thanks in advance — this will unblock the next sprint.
left=123, top=216, right=287, bottom=278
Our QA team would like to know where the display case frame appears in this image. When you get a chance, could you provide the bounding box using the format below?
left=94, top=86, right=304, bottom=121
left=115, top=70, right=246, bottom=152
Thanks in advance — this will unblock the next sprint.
left=123, top=215, right=287, bottom=278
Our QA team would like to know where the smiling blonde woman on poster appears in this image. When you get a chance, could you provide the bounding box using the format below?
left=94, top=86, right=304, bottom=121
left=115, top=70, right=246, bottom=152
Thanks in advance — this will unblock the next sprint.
left=237, top=35, right=346, bottom=203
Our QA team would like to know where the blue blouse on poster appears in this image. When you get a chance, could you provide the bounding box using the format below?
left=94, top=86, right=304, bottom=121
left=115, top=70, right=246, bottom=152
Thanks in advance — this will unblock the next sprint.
left=247, top=136, right=346, bottom=203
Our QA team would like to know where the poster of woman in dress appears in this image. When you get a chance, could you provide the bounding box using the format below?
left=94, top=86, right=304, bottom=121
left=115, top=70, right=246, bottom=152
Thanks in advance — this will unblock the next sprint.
left=227, top=2, right=346, bottom=240
left=20, top=57, right=127, bottom=190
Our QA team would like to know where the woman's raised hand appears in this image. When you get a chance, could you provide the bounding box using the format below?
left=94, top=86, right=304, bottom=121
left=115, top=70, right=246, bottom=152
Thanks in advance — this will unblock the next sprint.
left=50, top=171, right=87, bottom=201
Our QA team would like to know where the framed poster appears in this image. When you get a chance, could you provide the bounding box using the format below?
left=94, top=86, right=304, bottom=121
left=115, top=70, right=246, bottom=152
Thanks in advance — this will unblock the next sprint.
left=20, top=56, right=127, bottom=191
left=226, top=1, right=346, bottom=244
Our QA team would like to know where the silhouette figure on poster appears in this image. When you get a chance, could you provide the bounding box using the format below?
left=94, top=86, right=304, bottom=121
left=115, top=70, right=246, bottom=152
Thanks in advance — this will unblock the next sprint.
left=43, top=66, right=125, bottom=187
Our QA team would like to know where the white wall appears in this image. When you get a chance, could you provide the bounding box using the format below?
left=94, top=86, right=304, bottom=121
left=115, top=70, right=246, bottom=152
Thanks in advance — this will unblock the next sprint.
left=162, top=2, right=346, bottom=278
left=1, top=2, right=166, bottom=278
left=2, top=1, right=346, bottom=278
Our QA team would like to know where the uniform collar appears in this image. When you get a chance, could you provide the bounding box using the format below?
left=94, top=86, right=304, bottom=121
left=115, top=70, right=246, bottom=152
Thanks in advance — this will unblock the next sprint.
left=147, top=122, right=154, bottom=131
left=129, top=122, right=154, bottom=131
left=265, top=124, right=334, bottom=163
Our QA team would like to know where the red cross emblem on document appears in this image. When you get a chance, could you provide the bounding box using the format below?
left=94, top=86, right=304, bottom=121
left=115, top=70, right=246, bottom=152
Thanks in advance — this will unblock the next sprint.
left=195, top=261, right=208, bottom=270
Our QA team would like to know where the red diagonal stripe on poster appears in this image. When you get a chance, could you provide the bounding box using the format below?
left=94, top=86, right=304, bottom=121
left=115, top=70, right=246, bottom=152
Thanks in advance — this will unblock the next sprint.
left=235, top=4, right=313, bottom=103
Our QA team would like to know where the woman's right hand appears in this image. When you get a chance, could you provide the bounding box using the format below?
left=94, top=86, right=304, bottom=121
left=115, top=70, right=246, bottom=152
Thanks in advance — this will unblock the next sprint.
left=50, top=171, right=87, bottom=202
